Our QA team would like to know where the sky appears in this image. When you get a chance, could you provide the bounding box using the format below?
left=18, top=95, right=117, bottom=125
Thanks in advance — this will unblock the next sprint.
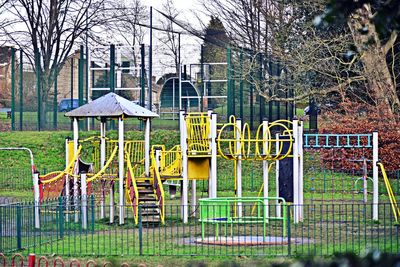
left=139, top=0, right=210, bottom=76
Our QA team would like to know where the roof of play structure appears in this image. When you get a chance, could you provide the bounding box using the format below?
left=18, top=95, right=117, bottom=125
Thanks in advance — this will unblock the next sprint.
left=65, top=92, right=159, bottom=118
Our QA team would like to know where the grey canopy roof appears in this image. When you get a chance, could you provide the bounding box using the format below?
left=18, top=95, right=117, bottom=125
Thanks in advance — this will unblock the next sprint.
left=65, top=92, right=159, bottom=118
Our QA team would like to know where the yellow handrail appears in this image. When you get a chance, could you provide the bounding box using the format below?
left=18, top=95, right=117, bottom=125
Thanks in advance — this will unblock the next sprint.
left=87, top=146, right=118, bottom=183
left=40, top=145, right=83, bottom=184
left=377, top=162, right=400, bottom=223
left=126, top=154, right=139, bottom=225
left=151, top=154, right=165, bottom=224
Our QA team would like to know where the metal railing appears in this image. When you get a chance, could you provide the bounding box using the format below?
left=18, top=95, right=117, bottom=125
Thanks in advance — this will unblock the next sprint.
left=1, top=199, right=399, bottom=257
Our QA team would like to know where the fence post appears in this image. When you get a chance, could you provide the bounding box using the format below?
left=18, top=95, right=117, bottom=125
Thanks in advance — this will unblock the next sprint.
left=90, top=195, right=95, bottom=233
left=287, top=205, right=291, bottom=257
left=58, top=196, right=64, bottom=239
left=138, top=205, right=143, bottom=256
left=11, top=47, right=15, bottom=131
left=16, top=204, right=22, bottom=250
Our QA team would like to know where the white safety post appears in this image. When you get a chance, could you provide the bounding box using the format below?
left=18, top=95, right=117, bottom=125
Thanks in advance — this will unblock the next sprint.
left=236, top=118, right=242, bottom=217
left=298, top=120, right=304, bottom=221
left=292, top=117, right=300, bottom=224
left=180, top=110, right=188, bottom=223
left=65, top=138, right=70, bottom=222
left=275, top=133, right=281, bottom=217
left=207, top=110, right=213, bottom=197
left=118, top=117, right=125, bottom=225
left=81, top=172, right=87, bottom=230
left=73, top=118, right=79, bottom=223
left=262, top=119, right=269, bottom=218
left=210, top=112, right=218, bottom=198
left=100, top=120, right=106, bottom=219
left=373, top=131, right=379, bottom=221
left=144, top=118, right=151, bottom=177
left=33, top=172, right=40, bottom=229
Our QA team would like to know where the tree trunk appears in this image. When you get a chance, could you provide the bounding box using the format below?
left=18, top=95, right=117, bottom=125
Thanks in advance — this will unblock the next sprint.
left=348, top=4, right=399, bottom=114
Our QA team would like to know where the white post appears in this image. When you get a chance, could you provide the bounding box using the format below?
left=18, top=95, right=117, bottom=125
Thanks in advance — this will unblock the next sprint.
left=236, top=118, right=242, bottom=217
left=87, top=50, right=91, bottom=131
left=210, top=112, right=218, bottom=198
left=207, top=110, right=213, bottom=197
left=33, top=172, right=40, bottom=229
left=65, top=138, right=70, bottom=222
left=180, top=110, right=188, bottom=223
left=100, top=120, right=106, bottom=219
left=292, top=117, right=300, bottom=223
left=73, top=118, right=79, bottom=223
left=262, top=119, right=269, bottom=217
left=118, top=117, right=125, bottom=225
left=275, top=133, right=281, bottom=217
left=81, top=172, right=87, bottom=230
left=144, top=118, right=151, bottom=177
left=298, top=120, right=304, bottom=221
left=373, top=131, right=379, bottom=221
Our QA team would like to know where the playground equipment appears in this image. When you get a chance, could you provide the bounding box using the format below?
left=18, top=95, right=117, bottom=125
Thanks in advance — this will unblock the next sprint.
left=30, top=92, right=399, bottom=233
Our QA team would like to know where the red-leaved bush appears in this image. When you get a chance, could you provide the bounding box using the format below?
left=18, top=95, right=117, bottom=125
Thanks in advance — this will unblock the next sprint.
left=319, top=102, right=400, bottom=171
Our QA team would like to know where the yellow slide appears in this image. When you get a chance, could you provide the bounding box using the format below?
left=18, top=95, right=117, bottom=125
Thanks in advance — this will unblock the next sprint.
left=377, top=162, right=400, bottom=223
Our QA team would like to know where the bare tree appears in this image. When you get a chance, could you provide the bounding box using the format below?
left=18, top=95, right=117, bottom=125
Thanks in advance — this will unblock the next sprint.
left=0, top=0, right=144, bottom=128
left=156, top=0, right=181, bottom=75
left=201, top=0, right=400, bottom=115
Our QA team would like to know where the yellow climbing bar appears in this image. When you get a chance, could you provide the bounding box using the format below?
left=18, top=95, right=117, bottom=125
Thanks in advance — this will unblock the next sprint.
left=87, top=146, right=118, bottom=182
left=186, top=113, right=211, bottom=155
left=217, top=119, right=293, bottom=161
left=125, top=154, right=139, bottom=225
left=40, top=145, right=83, bottom=184
left=377, top=162, right=400, bottom=223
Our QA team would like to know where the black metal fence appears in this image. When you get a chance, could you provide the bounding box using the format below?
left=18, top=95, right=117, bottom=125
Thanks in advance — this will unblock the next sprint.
left=1, top=198, right=399, bottom=257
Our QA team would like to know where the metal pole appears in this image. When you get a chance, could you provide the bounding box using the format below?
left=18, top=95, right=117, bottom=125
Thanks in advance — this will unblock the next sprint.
left=110, top=44, right=115, bottom=92
left=100, top=119, right=106, bottom=219
left=292, top=117, right=299, bottom=223
left=53, top=68, right=58, bottom=130
left=118, top=117, right=125, bottom=225
left=140, top=44, right=146, bottom=108
left=259, top=54, right=264, bottom=124
left=81, top=172, right=87, bottom=229
left=210, top=112, right=218, bottom=198
left=180, top=110, right=188, bottom=223
left=79, top=45, right=84, bottom=106
left=263, top=119, right=269, bottom=217
left=239, top=51, right=244, bottom=119
left=11, top=47, right=15, bottom=131
left=35, top=50, right=41, bottom=131
left=73, top=118, right=79, bottom=222
left=373, top=131, right=379, bottom=221
left=144, top=118, right=150, bottom=176
left=70, top=58, right=74, bottom=131
left=236, top=118, right=242, bottom=217
left=200, top=45, right=204, bottom=112
left=226, top=46, right=232, bottom=119
left=33, top=171, right=40, bottom=229
left=149, top=7, right=153, bottom=112
left=19, top=49, right=23, bottom=131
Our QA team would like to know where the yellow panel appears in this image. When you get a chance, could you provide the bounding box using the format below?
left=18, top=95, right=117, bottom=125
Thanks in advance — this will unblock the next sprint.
left=67, top=141, right=75, bottom=165
left=188, top=158, right=209, bottom=180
